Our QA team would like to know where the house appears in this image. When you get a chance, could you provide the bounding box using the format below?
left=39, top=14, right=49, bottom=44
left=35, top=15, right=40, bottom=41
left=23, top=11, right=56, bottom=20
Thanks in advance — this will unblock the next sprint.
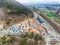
left=24, top=29, right=39, bottom=34
left=24, top=29, right=29, bottom=33
left=8, top=24, right=23, bottom=35
left=0, top=24, right=4, bottom=30
left=20, top=20, right=30, bottom=29
left=29, top=19, right=46, bottom=35
left=29, top=29, right=38, bottom=33
left=56, top=7, right=60, bottom=16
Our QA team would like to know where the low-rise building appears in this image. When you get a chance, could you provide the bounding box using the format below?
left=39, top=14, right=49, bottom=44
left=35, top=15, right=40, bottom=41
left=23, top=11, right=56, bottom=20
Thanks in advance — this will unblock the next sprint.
left=0, top=24, right=4, bottom=30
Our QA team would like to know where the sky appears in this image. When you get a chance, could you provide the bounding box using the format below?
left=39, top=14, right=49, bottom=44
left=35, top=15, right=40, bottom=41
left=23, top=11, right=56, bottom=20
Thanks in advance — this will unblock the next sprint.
left=16, top=0, right=60, bottom=4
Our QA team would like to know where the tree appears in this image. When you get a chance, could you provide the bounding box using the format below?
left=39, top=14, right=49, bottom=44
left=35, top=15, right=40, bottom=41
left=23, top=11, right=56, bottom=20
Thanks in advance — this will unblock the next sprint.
left=9, top=36, right=15, bottom=43
left=21, top=38, right=27, bottom=45
left=29, top=32, right=34, bottom=39
left=34, top=34, right=42, bottom=45
left=6, top=18, right=11, bottom=26
left=0, top=36, right=6, bottom=44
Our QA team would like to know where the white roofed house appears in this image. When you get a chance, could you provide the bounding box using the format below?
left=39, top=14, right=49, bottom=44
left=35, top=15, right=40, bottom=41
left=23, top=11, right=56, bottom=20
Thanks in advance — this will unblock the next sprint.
left=0, top=24, right=4, bottom=30
left=20, top=20, right=30, bottom=29
left=8, top=24, right=23, bottom=35
left=7, top=19, right=31, bottom=35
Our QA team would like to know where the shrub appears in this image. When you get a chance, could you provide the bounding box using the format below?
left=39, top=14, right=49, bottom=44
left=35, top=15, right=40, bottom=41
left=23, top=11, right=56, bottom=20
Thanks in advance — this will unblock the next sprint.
left=21, top=38, right=27, bottom=45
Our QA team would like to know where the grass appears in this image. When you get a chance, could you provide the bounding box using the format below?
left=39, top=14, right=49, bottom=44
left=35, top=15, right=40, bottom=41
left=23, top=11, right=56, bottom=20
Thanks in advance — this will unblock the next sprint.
left=44, top=11, right=57, bottom=17
left=44, top=11, right=60, bottom=24
left=54, top=17, right=60, bottom=24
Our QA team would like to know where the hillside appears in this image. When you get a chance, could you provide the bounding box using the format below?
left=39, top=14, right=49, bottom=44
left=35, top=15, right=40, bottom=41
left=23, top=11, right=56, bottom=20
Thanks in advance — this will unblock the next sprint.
left=0, top=0, right=33, bottom=14
left=0, top=0, right=34, bottom=27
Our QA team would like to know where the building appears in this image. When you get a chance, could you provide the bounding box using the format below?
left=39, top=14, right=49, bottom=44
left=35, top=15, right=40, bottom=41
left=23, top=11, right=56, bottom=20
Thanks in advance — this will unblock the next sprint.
left=0, top=24, right=4, bottom=30
left=56, top=7, right=60, bottom=16
left=29, top=19, right=46, bottom=36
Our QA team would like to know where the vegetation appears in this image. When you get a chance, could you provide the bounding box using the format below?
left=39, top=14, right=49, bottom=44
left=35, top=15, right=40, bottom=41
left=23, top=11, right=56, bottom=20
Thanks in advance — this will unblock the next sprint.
left=0, top=36, right=6, bottom=44
left=0, top=0, right=34, bottom=26
left=44, top=11, right=57, bottom=17
left=34, top=34, right=42, bottom=41
left=0, top=35, right=15, bottom=45
left=0, top=1, right=33, bottom=15
left=29, top=32, right=34, bottom=39
left=0, top=0, right=34, bottom=18
left=50, top=41, right=58, bottom=45
left=21, top=38, right=27, bottom=45
left=54, top=17, right=60, bottom=24
left=34, top=34, right=43, bottom=45
left=6, top=19, right=11, bottom=26
left=44, top=11, right=60, bottom=24
left=0, top=33, right=46, bottom=45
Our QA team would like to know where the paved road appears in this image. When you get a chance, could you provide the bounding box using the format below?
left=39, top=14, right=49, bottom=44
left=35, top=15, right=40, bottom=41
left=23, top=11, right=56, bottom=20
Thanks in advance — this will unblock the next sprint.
left=33, top=11, right=60, bottom=45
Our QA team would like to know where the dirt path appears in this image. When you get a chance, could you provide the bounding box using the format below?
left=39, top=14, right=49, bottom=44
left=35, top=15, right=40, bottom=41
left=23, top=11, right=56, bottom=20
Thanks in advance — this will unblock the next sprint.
left=0, top=7, right=6, bottom=20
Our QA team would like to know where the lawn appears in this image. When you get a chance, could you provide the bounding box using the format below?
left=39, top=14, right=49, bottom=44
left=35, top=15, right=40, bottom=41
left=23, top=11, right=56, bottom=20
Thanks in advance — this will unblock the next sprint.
left=54, top=17, right=60, bottom=24
left=44, top=11, right=57, bottom=17
left=44, top=11, right=60, bottom=24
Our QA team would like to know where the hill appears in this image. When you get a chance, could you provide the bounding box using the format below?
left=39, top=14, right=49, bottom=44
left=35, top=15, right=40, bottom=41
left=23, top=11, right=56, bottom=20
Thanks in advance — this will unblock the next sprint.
left=0, top=0, right=33, bottom=14
left=0, top=0, right=34, bottom=26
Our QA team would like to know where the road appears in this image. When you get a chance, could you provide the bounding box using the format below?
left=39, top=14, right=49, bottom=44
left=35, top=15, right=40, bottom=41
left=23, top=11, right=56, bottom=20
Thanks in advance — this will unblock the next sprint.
left=33, top=11, right=60, bottom=45
left=0, top=8, right=5, bottom=20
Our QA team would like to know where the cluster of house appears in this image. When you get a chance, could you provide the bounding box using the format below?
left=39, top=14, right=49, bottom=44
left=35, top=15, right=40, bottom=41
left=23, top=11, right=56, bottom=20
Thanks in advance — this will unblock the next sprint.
left=0, top=18, right=49, bottom=36
left=7, top=18, right=49, bottom=36
left=7, top=19, right=39, bottom=35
